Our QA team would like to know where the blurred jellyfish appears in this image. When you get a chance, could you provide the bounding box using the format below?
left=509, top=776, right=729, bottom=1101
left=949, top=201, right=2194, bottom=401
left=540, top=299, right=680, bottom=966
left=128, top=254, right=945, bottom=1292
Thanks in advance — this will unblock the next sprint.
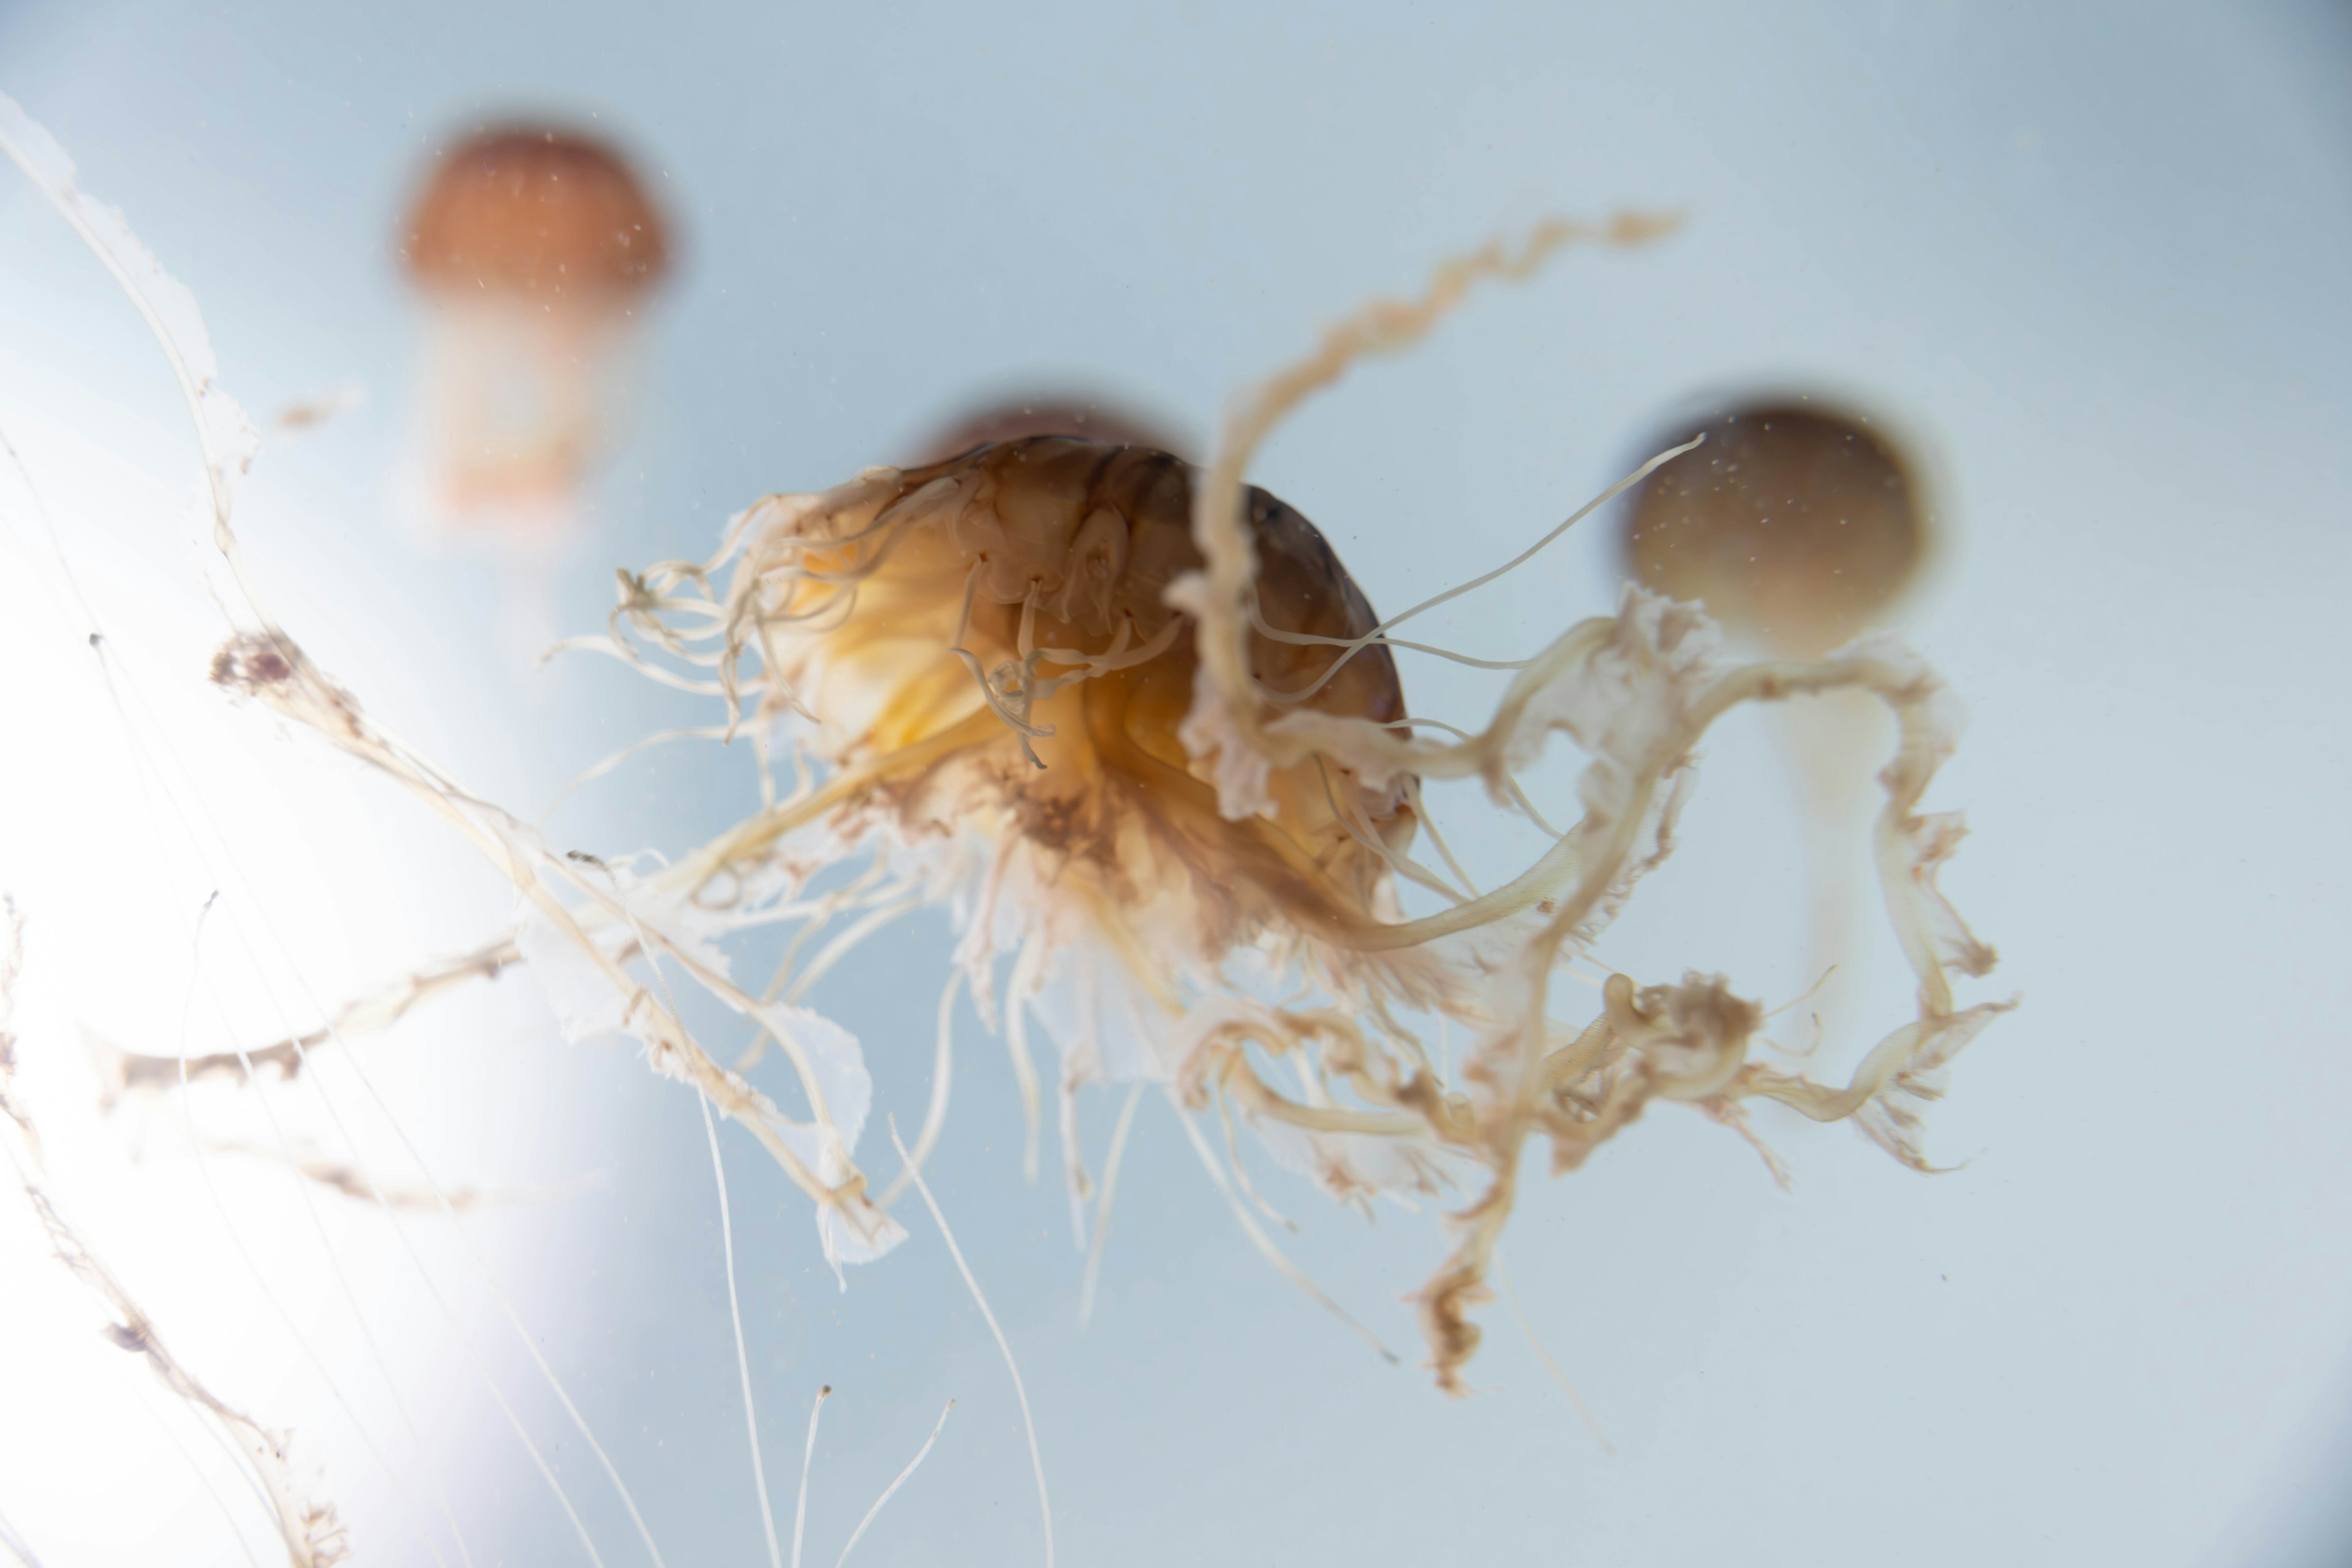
left=398, top=126, right=671, bottom=548
left=902, top=390, right=1191, bottom=466
left=1621, top=401, right=1932, bottom=658
left=1620, top=399, right=1943, bottom=1047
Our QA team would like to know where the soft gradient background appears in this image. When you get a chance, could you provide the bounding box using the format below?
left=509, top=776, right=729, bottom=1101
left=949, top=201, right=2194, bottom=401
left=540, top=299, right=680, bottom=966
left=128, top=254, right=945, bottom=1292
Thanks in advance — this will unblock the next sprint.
left=1, top=2, right=2348, bottom=1565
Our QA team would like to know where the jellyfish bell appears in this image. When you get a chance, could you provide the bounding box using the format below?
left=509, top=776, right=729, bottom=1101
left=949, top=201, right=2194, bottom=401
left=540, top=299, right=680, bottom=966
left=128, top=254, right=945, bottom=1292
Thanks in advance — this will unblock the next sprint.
left=1620, top=396, right=1945, bottom=1051
left=1619, top=399, right=1934, bottom=658
left=900, top=390, right=1191, bottom=467
left=398, top=125, right=671, bottom=548
left=149, top=209, right=2000, bottom=1395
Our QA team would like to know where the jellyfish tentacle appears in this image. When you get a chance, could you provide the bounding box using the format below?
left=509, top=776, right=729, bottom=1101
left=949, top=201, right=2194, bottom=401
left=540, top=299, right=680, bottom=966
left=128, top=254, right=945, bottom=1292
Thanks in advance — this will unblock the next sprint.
left=1240, top=432, right=1705, bottom=707
left=1077, top=1082, right=1147, bottom=1326
left=830, top=1399, right=955, bottom=1568
left=1167, top=1094, right=1401, bottom=1365
left=1173, top=213, right=1684, bottom=819
left=1002, top=938, right=1047, bottom=1185
left=875, top=971, right=960, bottom=1211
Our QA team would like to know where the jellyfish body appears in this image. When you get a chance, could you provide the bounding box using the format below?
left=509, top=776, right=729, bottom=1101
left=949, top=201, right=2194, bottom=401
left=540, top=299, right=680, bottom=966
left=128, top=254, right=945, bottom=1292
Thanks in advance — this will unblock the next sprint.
left=1621, top=401, right=1940, bottom=1049
left=1621, top=402, right=1929, bottom=658
left=399, top=127, right=670, bottom=542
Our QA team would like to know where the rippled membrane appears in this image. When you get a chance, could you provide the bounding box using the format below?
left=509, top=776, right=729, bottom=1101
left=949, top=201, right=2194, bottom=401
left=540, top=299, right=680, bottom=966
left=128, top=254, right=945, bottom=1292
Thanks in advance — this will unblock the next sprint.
left=1, top=98, right=960, bottom=1567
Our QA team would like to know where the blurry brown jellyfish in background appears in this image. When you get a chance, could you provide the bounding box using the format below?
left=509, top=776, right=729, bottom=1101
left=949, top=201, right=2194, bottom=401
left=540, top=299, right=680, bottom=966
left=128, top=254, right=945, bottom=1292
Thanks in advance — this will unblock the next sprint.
left=1620, top=398, right=1944, bottom=1045
left=900, top=388, right=1191, bottom=467
left=1620, top=400, right=1932, bottom=658
left=398, top=125, right=672, bottom=548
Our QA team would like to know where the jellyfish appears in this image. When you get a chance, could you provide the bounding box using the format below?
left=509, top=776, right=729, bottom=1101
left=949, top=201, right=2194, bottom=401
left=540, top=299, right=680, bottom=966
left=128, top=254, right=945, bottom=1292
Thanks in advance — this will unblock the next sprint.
left=696, top=434, right=1419, bottom=1121
left=544, top=230, right=2004, bottom=1390
left=902, top=390, right=1190, bottom=466
left=118, top=200, right=1999, bottom=1393
left=398, top=126, right=671, bottom=546
left=1619, top=400, right=1942, bottom=1048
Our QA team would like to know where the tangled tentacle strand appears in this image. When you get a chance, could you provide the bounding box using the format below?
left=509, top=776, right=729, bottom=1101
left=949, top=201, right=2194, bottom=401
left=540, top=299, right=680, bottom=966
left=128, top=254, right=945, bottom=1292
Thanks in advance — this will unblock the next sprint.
left=1167, top=217, right=2010, bottom=1389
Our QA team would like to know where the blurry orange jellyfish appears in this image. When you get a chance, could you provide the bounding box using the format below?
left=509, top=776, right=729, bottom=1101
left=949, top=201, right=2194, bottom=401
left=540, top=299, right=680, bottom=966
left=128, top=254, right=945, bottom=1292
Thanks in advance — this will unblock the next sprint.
left=1620, top=399, right=1943, bottom=1048
left=398, top=126, right=671, bottom=545
left=1620, top=401, right=1932, bottom=658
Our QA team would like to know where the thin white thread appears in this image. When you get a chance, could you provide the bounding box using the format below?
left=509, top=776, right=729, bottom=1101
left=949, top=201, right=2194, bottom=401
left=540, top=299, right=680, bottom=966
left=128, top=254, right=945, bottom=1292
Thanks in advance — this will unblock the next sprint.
left=888, top=1119, right=1054, bottom=1568
left=701, top=1094, right=783, bottom=1568
left=831, top=1401, right=954, bottom=1568
left=788, top=1385, right=831, bottom=1568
